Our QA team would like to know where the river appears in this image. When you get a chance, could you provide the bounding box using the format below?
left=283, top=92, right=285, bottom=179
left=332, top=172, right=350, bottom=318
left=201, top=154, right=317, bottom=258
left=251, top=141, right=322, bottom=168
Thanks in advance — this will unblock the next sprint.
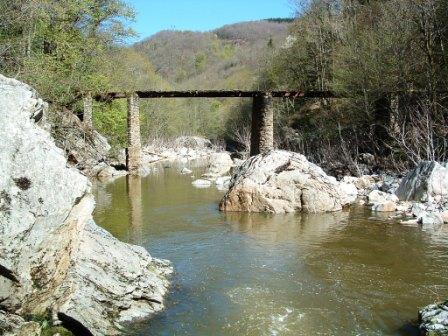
left=93, top=161, right=448, bottom=336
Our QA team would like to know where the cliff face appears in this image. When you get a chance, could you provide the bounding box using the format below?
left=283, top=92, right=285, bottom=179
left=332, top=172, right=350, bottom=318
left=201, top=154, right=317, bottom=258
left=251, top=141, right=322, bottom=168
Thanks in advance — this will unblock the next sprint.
left=0, top=75, right=172, bottom=335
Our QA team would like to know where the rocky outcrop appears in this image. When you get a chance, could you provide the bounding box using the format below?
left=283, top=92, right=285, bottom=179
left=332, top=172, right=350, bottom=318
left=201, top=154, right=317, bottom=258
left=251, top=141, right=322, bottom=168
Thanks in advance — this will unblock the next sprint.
left=202, top=152, right=234, bottom=180
left=219, top=150, right=354, bottom=213
left=0, top=75, right=172, bottom=335
left=0, top=311, right=41, bottom=336
left=174, top=136, right=212, bottom=149
left=50, top=106, right=113, bottom=177
left=143, top=136, right=216, bottom=164
left=396, top=161, right=448, bottom=202
left=419, top=300, right=448, bottom=335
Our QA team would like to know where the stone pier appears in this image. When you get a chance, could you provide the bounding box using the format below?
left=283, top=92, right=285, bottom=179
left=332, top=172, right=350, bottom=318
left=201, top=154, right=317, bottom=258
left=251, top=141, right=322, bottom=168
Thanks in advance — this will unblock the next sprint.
left=83, top=91, right=93, bottom=128
left=250, top=92, right=274, bottom=156
left=126, top=93, right=142, bottom=175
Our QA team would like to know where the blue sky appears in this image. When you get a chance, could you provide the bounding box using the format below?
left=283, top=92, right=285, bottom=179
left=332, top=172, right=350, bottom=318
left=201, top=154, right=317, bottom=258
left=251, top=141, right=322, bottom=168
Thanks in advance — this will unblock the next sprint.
left=125, top=0, right=294, bottom=41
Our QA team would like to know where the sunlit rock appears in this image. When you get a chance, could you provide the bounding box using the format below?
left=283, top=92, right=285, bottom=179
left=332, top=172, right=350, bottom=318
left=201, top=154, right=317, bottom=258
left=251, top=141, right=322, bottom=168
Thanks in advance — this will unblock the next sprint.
left=372, top=201, right=397, bottom=212
left=181, top=167, right=193, bottom=175
left=339, top=181, right=358, bottom=205
left=202, top=152, right=234, bottom=180
left=219, top=150, right=354, bottom=213
left=50, top=108, right=112, bottom=177
left=367, top=190, right=398, bottom=205
left=419, top=301, right=448, bottom=335
left=0, top=75, right=172, bottom=335
left=174, top=136, right=212, bottom=149
left=192, top=179, right=212, bottom=188
left=0, top=311, right=41, bottom=336
left=396, top=161, right=448, bottom=202
left=418, top=212, right=444, bottom=230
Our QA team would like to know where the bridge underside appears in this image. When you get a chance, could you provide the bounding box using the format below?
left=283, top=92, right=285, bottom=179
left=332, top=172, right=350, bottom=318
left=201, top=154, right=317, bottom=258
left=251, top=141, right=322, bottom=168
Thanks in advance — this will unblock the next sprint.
left=82, top=90, right=337, bottom=175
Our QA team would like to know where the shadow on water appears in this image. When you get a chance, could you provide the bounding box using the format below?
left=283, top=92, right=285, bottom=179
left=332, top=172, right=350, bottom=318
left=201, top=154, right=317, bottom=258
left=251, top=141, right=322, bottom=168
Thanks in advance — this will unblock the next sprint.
left=93, top=162, right=448, bottom=336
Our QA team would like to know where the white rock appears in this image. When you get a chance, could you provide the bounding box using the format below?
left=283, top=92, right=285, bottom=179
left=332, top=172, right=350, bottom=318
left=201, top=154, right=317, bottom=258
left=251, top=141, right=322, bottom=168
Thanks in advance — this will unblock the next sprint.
left=0, top=310, right=41, bottom=336
left=181, top=167, right=193, bottom=175
left=342, top=176, right=358, bottom=184
left=0, top=75, right=172, bottom=335
left=202, top=152, right=234, bottom=180
left=219, top=150, right=352, bottom=213
left=418, top=212, right=444, bottom=230
left=192, top=179, right=212, bottom=188
left=339, top=182, right=358, bottom=205
left=355, top=175, right=376, bottom=190
left=215, top=176, right=231, bottom=186
left=400, top=219, right=419, bottom=226
left=232, top=158, right=245, bottom=167
left=411, top=203, right=427, bottom=218
left=174, top=136, right=212, bottom=149
left=441, top=211, right=448, bottom=224
left=419, top=301, right=448, bottom=335
left=396, top=202, right=411, bottom=212
left=179, top=147, right=188, bottom=156
left=372, top=201, right=397, bottom=212
left=396, top=161, right=448, bottom=201
left=367, top=190, right=398, bottom=205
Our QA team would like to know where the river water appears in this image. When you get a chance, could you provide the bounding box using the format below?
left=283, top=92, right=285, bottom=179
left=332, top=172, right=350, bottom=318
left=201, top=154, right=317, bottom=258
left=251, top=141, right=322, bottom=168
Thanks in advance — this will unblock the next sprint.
left=93, top=161, right=448, bottom=336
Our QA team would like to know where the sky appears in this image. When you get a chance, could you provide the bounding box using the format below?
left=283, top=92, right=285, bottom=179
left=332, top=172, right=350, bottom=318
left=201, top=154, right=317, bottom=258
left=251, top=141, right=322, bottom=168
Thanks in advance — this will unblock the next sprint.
left=125, top=0, right=294, bottom=41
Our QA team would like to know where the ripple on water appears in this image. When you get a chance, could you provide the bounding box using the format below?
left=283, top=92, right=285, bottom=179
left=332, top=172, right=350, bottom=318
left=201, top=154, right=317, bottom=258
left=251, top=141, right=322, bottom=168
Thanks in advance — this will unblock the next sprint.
left=93, top=164, right=448, bottom=336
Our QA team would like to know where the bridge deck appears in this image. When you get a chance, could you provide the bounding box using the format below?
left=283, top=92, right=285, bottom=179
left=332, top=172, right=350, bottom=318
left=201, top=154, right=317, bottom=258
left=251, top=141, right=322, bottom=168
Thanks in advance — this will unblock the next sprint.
left=93, top=90, right=338, bottom=101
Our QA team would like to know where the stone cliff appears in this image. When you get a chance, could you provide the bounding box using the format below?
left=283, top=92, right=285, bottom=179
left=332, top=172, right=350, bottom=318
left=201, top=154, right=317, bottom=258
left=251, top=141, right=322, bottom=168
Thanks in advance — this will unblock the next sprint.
left=0, top=75, right=172, bottom=335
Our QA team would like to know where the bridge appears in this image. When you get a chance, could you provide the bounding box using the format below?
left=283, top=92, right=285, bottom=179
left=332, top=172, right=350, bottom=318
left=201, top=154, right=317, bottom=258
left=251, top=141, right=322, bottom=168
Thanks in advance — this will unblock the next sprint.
left=82, top=90, right=341, bottom=175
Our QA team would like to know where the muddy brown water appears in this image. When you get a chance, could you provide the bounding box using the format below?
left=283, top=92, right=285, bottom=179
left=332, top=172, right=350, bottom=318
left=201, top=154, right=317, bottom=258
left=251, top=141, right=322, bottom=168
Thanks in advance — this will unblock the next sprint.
left=93, top=161, right=448, bottom=336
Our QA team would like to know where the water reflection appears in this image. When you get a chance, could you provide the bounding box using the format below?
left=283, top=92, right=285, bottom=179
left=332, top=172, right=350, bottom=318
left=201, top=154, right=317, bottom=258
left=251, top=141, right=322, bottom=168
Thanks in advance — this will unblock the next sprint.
left=225, top=211, right=349, bottom=245
left=93, top=163, right=448, bottom=336
left=127, top=175, right=143, bottom=245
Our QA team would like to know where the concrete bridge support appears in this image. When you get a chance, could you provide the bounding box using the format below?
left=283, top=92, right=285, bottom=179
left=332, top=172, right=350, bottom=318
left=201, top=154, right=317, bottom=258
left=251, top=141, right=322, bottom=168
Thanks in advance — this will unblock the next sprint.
left=83, top=91, right=93, bottom=128
left=250, top=92, right=274, bottom=156
left=126, top=93, right=142, bottom=175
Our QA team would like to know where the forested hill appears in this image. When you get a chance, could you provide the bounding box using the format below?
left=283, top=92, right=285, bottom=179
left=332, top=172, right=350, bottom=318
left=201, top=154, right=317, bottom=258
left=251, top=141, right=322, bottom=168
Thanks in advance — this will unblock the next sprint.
left=134, top=20, right=290, bottom=90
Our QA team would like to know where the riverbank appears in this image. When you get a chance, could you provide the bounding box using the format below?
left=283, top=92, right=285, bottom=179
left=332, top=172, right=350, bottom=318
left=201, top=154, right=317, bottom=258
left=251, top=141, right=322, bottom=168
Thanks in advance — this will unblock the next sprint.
left=92, top=158, right=448, bottom=336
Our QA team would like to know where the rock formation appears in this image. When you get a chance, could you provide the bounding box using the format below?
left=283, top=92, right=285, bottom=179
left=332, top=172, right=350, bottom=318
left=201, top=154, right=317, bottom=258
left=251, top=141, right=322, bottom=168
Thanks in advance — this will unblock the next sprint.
left=0, top=75, right=172, bottom=335
left=419, top=300, right=448, bottom=335
left=202, top=152, right=234, bottom=180
left=396, top=161, right=448, bottom=202
left=219, top=150, right=354, bottom=213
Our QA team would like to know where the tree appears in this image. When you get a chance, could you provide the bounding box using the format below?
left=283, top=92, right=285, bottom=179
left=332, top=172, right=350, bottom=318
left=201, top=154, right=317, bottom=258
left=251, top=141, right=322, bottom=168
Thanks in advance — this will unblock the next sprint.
left=259, top=0, right=448, bottom=171
left=0, top=0, right=135, bottom=106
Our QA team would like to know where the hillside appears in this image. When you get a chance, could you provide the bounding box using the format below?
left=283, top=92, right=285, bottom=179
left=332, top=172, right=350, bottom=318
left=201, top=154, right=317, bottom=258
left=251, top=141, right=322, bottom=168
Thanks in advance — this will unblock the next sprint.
left=128, top=20, right=291, bottom=143
left=134, top=20, right=290, bottom=90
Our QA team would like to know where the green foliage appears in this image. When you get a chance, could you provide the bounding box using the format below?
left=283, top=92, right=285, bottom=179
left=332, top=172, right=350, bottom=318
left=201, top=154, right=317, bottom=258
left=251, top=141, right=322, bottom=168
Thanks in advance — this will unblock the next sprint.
left=93, top=100, right=128, bottom=148
left=0, top=4, right=292, bottom=150
left=27, top=311, right=73, bottom=336
left=260, top=0, right=448, bottom=170
left=131, top=20, right=290, bottom=142
left=0, top=0, right=135, bottom=106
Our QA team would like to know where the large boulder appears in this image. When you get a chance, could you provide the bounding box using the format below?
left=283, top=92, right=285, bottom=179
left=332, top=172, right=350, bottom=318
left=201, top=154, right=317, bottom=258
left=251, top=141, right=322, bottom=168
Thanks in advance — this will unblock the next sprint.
left=419, top=300, right=448, bottom=335
left=0, top=311, right=41, bottom=336
left=219, top=150, right=353, bottom=213
left=396, top=161, right=448, bottom=202
left=202, top=152, right=234, bottom=180
left=0, top=75, right=172, bottom=335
